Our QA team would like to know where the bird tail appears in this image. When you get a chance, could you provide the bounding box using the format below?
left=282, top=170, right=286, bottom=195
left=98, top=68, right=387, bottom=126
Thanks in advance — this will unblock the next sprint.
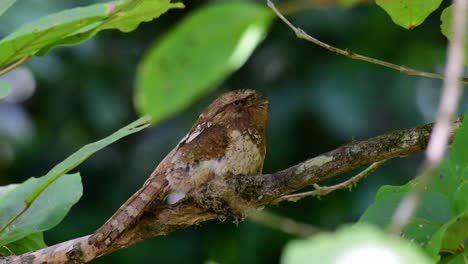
left=90, top=175, right=169, bottom=246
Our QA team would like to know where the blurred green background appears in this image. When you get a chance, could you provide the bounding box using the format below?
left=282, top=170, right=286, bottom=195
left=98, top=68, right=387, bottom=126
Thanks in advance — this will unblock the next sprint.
left=0, top=0, right=466, bottom=263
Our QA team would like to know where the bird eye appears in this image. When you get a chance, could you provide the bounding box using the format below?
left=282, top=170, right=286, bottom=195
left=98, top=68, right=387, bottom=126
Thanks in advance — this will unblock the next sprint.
left=233, top=100, right=241, bottom=105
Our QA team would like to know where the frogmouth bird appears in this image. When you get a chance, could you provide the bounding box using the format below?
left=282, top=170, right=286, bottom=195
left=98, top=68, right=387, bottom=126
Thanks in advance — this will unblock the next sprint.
left=91, top=89, right=269, bottom=246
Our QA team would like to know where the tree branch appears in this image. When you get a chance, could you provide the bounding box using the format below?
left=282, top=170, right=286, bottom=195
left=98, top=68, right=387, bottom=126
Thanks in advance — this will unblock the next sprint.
left=267, top=0, right=468, bottom=84
left=275, top=160, right=387, bottom=203
left=1, top=118, right=462, bottom=263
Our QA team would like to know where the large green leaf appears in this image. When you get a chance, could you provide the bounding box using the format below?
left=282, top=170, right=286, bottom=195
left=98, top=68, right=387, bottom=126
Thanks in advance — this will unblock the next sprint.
left=281, top=225, right=431, bottom=264
left=433, top=160, right=465, bottom=201
left=135, top=2, right=273, bottom=123
left=24, top=116, right=150, bottom=205
left=425, top=211, right=468, bottom=258
left=360, top=190, right=451, bottom=247
left=0, top=233, right=46, bottom=256
left=0, top=116, right=150, bottom=247
left=37, top=0, right=184, bottom=56
left=0, top=174, right=82, bottom=249
left=376, top=0, right=442, bottom=29
left=100, top=0, right=182, bottom=32
left=0, top=0, right=183, bottom=68
left=0, top=3, right=109, bottom=68
left=443, top=248, right=468, bottom=264
left=0, top=0, right=16, bottom=17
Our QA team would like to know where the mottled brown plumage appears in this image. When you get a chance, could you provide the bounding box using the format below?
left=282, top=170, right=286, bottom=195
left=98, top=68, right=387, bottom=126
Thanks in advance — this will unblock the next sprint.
left=90, top=89, right=268, bottom=247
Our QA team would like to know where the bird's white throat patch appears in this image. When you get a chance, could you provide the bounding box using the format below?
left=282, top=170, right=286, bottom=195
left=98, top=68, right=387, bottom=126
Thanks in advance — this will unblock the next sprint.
left=221, top=129, right=263, bottom=175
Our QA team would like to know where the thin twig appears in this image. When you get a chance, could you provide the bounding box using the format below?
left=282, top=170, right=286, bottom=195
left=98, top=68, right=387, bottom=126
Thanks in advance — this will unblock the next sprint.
left=275, top=160, right=387, bottom=203
left=389, top=0, right=467, bottom=234
left=0, top=56, right=31, bottom=77
left=267, top=0, right=468, bottom=84
left=276, top=0, right=374, bottom=16
left=248, top=210, right=319, bottom=237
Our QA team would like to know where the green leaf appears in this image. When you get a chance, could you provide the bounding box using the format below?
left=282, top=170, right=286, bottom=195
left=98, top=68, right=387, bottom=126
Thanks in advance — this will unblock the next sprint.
left=0, top=0, right=183, bottom=67
left=37, top=0, right=184, bottom=56
left=0, top=80, right=12, bottom=98
left=402, top=218, right=441, bottom=248
left=135, top=2, right=273, bottom=123
left=440, top=5, right=468, bottom=66
left=440, top=113, right=468, bottom=206
left=360, top=190, right=451, bottom=246
left=359, top=195, right=399, bottom=227
left=370, top=184, right=452, bottom=225
left=24, top=116, right=150, bottom=204
left=425, top=211, right=468, bottom=258
left=453, top=181, right=468, bottom=214
left=0, top=233, right=46, bottom=256
left=281, top=225, right=431, bottom=264
left=375, top=181, right=414, bottom=201
left=0, top=117, right=150, bottom=240
left=376, top=0, right=442, bottom=29
left=433, top=160, right=464, bottom=199
left=0, top=0, right=16, bottom=17
left=0, top=174, right=82, bottom=247
left=100, top=0, right=183, bottom=32
left=0, top=3, right=109, bottom=68
left=443, top=248, right=468, bottom=264
left=361, top=176, right=453, bottom=249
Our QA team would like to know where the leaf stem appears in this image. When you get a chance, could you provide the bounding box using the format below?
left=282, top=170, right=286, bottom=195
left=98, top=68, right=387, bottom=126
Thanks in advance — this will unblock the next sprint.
left=0, top=56, right=31, bottom=77
left=0, top=204, right=30, bottom=234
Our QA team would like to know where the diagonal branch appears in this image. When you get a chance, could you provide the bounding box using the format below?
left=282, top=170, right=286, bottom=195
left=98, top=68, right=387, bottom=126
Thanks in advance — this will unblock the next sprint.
left=1, top=118, right=462, bottom=263
left=267, top=0, right=468, bottom=84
